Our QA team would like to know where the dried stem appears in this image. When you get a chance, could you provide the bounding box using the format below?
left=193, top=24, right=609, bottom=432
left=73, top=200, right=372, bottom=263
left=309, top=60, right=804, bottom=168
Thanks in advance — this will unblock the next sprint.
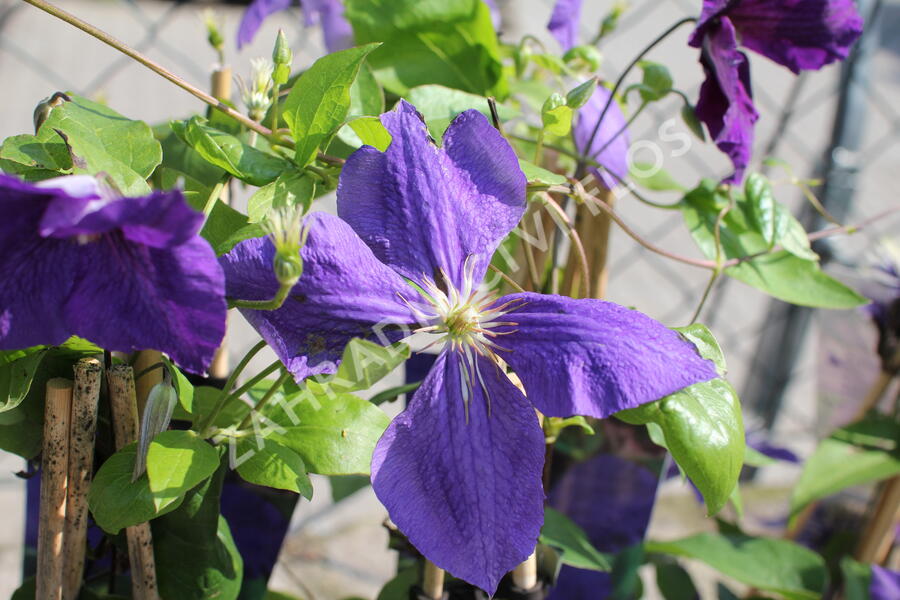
left=107, top=366, right=159, bottom=600
left=489, top=263, right=526, bottom=293
left=38, top=378, right=73, bottom=600
left=855, top=476, right=900, bottom=564
left=539, top=193, right=591, bottom=298
left=63, top=359, right=102, bottom=600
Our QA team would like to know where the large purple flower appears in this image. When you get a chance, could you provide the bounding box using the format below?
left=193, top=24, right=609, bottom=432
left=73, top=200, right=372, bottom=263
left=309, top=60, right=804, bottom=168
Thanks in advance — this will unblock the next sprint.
left=0, top=175, right=226, bottom=374
left=220, top=101, right=717, bottom=593
left=871, top=565, right=900, bottom=600
left=689, top=0, right=863, bottom=182
left=237, top=0, right=353, bottom=53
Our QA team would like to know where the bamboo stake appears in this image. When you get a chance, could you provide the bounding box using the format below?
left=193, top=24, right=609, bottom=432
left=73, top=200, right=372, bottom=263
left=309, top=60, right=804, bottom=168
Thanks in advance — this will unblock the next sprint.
left=210, top=66, right=232, bottom=103
left=208, top=66, right=231, bottom=381
left=63, top=359, right=102, bottom=600
left=511, top=551, right=538, bottom=591
left=855, top=476, right=900, bottom=564
left=132, top=350, right=162, bottom=419
left=421, top=560, right=445, bottom=599
left=37, top=378, right=73, bottom=600
left=107, top=365, right=160, bottom=600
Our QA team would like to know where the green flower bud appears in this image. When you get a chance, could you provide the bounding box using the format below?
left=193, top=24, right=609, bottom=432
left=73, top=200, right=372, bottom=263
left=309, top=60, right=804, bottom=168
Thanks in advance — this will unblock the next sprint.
left=514, top=42, right=533, bottom=79
left=274, top=252, right=304, bottom=287
left=272, top=30, right=293, bottom=87
left=202, top=9, right=225, bottom=55
left=562, top=44, right=602, bottom=72
left=566, top=78, right=598, bottom=109
left=132, top=381, right=177, bottom=481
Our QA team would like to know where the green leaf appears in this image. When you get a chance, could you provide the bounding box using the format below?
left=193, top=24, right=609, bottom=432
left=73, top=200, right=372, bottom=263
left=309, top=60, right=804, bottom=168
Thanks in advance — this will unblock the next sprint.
left=162, top=357, right=195, bottom=414
left=0, top=125, right=73, bottom=180
left=339, top=116, right=393, bottom=151
left=789, top=416, right=900, bottom=523
left=330, top=474, right=371, bottom=502
left=247, top=170, right=315, bottom=223
left=682, top=182, right=866, bottom=308
left=406, top=84, right=517, bottom=138
left=520, top=159, right=567, bottom=186
left=655, top=561, right=699, bottom=600
left=88, top=443, right=185, bottom=533
left=182, top=184, right=258, bottom=257
left=191, top=386, right=252, bottom=430
left=369, top=381, right=422, bottom=405
left=743, top=445, right=777, bottom=467
left=617, top=325, right=744, bottom=515
left=349, top=61, right=385, bottom=118
left=152, top=464, right=243, bottom=600
left=146, top=430, right=220, bottom=511
left=268, top=392, right=391, bottom=475
left=541, top=93, right=573, bottom=136
left=177, top=116, right=290, bottom=186
left=152, top=124, right=226, bottom=206
left=345, top=0, right=506, bottom=98
left=235, top=438, right=313, bottom=498
left=41, top=95, right=162, bottom=195
left=646, top=533, right=827, bottom=600
left=681, top=103, right=706, bottom=141
left=638, top=61, right=673, bottom=102
left=283, top=44, right=380, bottom=167
left=629, top=163, right=686, bottom=192
left=313, top=339, right=410, bottom=393
left=675, top=323, right=726, bottom=374
left=540, top=507, right=613, bottom=571
left=376, top=567, right=418, bottom=600
left=839, top=557, right=872, bottom=600
left=744, top=174, right=779, bottom=246
left=0, top=348, right=47, bottom=412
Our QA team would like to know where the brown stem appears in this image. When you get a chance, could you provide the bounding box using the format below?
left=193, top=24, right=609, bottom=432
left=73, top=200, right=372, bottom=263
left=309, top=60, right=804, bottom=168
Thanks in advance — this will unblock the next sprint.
left=63, top=359, right=102, bottom=600
left=855, top=476, right=900, bottom=564
left=38, top=378, right=73, bottom=600
left=540, top=193, right=591, bottom=297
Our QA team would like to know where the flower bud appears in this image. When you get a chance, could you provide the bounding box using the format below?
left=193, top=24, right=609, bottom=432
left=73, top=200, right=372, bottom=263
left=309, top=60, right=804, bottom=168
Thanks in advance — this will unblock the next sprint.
left=263, top=205, right=306, bottom=286
left=274, top=252, right=304, bottom=287
left=272, top=30, right=293, bottom=86
left=514, top=41, right=533, bottom=79
left=562, top=44, right=602, bottom=72
left=238, top=58, right=275, bottom=121
left=132, top=381, right=177, bottom=481
left=566, top=78, right=598, bottom=110
left=203, top=9, right=225, bottom=56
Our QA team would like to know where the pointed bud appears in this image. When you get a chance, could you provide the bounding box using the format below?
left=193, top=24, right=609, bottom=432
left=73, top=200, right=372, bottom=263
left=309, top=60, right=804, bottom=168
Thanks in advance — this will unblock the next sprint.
left=132, top=381, right=177, bottom=481
left=202, top=9, right=225, bottom=55
left=272, top=30, right=293, bottom=86
left=514, top=41, right=532, bottom=79
left=681, top=102, right=706, bottom=142
left=566, top=78, right=598, bottom=109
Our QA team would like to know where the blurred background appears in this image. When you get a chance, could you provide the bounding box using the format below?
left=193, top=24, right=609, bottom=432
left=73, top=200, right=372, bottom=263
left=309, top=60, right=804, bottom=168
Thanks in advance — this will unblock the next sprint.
left=0, top=0, right=897, bottom=597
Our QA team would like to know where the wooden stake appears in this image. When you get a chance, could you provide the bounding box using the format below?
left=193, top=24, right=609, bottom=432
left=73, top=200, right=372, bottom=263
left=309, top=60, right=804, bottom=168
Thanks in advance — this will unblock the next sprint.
left=855, top=476, right=900, bottom=564
left=37, top=378, right=73, bottom=600
left=63, top=359, right=102, bottom=600
left=132, top=350, right=162, bottom=419
left=511, top=551, right=538, bottom=591
left=422, top=559, right=445, bottom=600
left=107, top=365, right=160, bottom=600
left=211, top=66, right=232, bottom=103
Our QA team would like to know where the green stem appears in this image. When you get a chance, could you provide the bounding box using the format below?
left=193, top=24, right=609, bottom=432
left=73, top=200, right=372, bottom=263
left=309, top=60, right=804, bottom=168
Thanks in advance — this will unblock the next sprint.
left=225, top=360, right=282, bottom=406
left=533, top=130, right=545, bottom=164
left=238, top=369, right=291, bottom=430
left=198, top=340, right=267, bottom=435
left=202, top=176, right=229, bottom=219
left=228, top=281, right=293, bottom=311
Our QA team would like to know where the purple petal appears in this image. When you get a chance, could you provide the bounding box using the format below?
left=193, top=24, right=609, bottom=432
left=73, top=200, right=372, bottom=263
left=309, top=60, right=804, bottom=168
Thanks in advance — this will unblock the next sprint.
left=237, top=0, right=293, bottom=49
left=694, top=18, right=759, bottom=184
left=493, top=293, right=718, bottom=419
left=547, top=0, right=584, bottom=51
left=727, top=0, right=863, bottom=73
left=573, top=85, right=631, bottom=189
left=871, top=565, right=900, bottom=600
left=371, top=350, right=545, bottom=594
left=39, top=180, right=203, bottom=249
left=337, top=101, right=526, bottom=291
left=301, top=0, right=354, bottom=53
left=0, top=176, right=226, bottom=373
left=219, top=212, right=417, bottom=382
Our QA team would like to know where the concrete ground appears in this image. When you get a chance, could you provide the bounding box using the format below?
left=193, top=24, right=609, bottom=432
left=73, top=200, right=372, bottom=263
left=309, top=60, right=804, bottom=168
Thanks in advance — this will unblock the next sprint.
left=1, top=0, right=898, bottom=598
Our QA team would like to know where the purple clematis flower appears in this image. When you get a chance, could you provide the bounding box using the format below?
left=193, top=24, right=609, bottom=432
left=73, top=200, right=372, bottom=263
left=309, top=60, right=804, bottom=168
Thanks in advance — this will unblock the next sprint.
left=237, top=0, right=353, bottom=53
left=0, top=174, right=226, bottom=374
left=547, top=0, right=584, bottom=52
left=871, top=565, right=900, bottom=600
left=689, top=0, right=863, bottom=182
left=574, top=85, right=631, bottom=190
left=220, top=101, right=717, bottom=593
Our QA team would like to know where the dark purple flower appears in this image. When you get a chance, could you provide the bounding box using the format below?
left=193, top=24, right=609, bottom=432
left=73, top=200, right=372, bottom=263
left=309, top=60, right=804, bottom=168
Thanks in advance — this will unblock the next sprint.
left=547, top=0, right=584, bottom=51
left=0, top=175, right=226, bottom=374
left=220, top=101, right=717, bottom=593
left=689, top=0, right=862, bottom=182
left=237, top=0, right=352, bottom=53
left=573, top=85, right=631, bottom=190
left=871, top=565, right=900, bottom=600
